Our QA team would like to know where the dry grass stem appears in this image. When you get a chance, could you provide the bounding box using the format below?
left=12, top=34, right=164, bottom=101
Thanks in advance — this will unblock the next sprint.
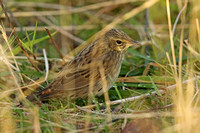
left=184, top=40, right=200, bottom=56
left=166, top=0, right=177, bottom=78
left=196, top=18, right=200, bottom=44
left=99, top=63, right=112, bottom=122
left=0, top=25, right=24, bottom=82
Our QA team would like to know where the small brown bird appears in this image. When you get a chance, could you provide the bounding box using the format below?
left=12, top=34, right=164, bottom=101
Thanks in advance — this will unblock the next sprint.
left=27, top=29, right=139, bottom=102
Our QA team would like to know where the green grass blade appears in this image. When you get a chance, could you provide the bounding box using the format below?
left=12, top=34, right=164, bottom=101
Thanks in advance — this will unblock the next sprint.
left=12, top=31, right=56, bottom=55
left=31, top=21, right=38, bottom=52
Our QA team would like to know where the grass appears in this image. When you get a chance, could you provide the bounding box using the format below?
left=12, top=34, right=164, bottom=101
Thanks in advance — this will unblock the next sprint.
left=0, top=0, right=200, bottom=132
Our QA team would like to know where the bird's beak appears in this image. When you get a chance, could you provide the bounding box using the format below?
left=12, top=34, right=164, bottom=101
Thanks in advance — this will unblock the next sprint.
left=127, top=40, right=141, bottom=47
left=132, top=40, right=140, bottom=44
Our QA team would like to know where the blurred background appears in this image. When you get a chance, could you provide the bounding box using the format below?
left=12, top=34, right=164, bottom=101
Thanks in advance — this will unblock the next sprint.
left=1, top=0, right=168, bottom=57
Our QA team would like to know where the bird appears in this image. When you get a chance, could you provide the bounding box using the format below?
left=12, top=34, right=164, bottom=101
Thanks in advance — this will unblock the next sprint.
left=26, top=28, right=139, bottom=102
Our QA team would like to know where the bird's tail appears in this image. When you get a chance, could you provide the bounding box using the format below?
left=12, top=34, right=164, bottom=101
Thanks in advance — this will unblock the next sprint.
left=26, top=91, right=41, bottom=103
left=26, top=87, right=52, bottom=103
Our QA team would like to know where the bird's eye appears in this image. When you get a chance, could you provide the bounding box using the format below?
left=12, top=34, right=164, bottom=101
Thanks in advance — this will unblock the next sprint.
left=116, top=40, right=122, bottom=45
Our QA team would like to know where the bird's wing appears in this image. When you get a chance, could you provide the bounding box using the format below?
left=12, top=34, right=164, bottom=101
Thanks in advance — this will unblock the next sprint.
left=38, top=56, right=103, bottom=100
left=27, top=41, right=108, bottom=101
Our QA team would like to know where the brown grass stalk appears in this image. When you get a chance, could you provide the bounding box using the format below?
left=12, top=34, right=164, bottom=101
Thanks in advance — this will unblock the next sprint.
left=45, top=28, right=64, bottom=62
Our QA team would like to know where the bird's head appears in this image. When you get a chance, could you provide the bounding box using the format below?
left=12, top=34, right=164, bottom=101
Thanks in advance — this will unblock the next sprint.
left=104, top=29, right=140, bottom=52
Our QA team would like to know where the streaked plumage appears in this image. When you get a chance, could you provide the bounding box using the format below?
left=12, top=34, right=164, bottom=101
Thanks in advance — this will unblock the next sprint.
left=26, top=29, right=139, bottom=102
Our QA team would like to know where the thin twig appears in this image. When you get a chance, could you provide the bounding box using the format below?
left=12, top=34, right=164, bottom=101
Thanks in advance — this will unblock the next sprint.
left=45, top=28, right=64, bottom=62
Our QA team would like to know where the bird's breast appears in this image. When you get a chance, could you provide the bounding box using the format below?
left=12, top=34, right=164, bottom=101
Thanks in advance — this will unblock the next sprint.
left=103, top=51, right=124, bottom=83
